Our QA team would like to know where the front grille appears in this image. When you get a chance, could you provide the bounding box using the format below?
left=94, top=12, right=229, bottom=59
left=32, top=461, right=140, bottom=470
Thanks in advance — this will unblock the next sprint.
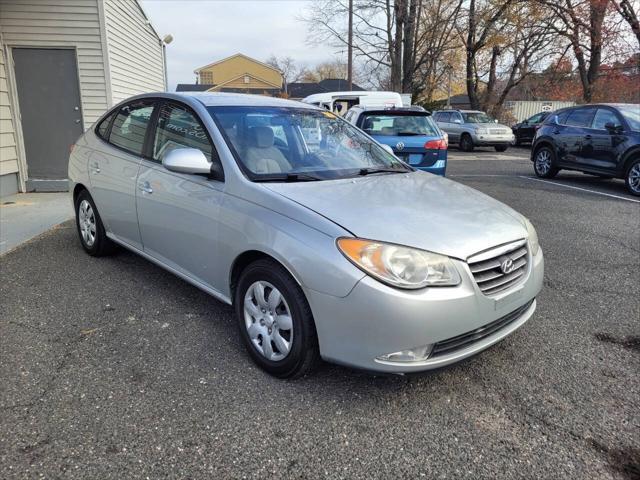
left=431, top=299, right=534, bottom=358
left=489, top=128, right=509, bottom=135
left=468, top=241, right=528, bottom=296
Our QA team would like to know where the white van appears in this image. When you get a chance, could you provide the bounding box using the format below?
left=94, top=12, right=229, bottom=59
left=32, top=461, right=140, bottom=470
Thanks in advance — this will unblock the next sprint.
left=301, top=91, right=403, bottom=115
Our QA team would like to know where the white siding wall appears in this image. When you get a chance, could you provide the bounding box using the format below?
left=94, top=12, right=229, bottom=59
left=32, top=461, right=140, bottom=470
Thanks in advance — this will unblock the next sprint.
left=0, top=37, right=19, bottom=178
left=104, top=0, right=165, bottom=104
left=0, top=0, right=108, bottom=128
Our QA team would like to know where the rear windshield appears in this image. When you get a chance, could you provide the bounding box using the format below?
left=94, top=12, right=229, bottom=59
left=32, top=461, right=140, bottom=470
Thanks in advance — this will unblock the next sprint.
left=360, top=113, right=439, bottom=136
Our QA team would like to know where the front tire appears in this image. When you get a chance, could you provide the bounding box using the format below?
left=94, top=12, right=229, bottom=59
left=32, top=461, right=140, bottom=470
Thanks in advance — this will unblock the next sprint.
left=235, top=259, right=320, bottom=378
left=460, top=134, right=474, bottom=152
left=74, top=190, right=116, bottom=256
left=533, top=146, right=559, bottom=179
left=625, top=158, right=640, bottom=196
left=495, top=145, right=508, bottom=152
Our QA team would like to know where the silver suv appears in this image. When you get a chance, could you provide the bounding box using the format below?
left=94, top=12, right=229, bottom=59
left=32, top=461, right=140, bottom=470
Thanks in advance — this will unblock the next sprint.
left=433, top=110, right=514, bottom=152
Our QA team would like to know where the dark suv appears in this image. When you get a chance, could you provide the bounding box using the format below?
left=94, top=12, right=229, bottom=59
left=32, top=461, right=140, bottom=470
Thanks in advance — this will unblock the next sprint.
left=531, top=104, right=640, bottom=195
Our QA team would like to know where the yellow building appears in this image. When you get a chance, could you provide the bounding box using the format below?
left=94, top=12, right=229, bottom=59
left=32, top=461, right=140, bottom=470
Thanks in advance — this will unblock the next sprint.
left=177, top=53, right=283, bottom=95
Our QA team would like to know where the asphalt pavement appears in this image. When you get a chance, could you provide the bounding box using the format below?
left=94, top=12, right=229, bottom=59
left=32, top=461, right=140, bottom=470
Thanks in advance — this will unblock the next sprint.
left=1, top=153, right=638, bottom=479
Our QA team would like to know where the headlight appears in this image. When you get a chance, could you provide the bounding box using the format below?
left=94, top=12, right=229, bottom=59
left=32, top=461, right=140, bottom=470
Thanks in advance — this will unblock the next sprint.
left=337, top=238, right=461, bottom=289
left=474, top=127, right=488, bottom=134
left=524, top=218, right=540, bottom=255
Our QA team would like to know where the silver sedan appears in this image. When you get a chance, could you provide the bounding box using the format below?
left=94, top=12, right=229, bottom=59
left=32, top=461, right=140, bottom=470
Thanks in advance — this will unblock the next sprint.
left=69, top=93, right=544, bottom=378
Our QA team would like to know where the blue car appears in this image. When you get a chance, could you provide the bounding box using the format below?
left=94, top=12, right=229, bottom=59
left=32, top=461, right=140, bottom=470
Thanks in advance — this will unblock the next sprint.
left=344, top=106, right=448, bottom=175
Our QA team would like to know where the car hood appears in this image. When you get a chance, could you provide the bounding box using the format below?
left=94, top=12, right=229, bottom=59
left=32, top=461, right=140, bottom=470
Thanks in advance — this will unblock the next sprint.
left=264, top=171, right=528, bottom=260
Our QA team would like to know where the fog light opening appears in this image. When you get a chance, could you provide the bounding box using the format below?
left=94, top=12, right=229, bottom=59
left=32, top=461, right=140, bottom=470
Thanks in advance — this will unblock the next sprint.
left=376, top=344, right=433, bottom=363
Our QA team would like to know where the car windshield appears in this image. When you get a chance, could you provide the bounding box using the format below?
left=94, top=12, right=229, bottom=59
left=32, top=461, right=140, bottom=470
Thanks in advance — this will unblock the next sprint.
left=462, top=112, right=494, bottom=123
left=360, top=113, right=439, bottom=136
left=618, top=105, right=640, bottom=131
left=208, top=106, right=411, bottom=181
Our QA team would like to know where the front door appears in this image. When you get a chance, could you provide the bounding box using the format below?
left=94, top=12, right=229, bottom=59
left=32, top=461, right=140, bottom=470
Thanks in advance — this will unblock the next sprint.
left=136, top=101, right=225, bottom=291
left=581, top=108, right=624, bottom=170
left=12, top=48, right=83, bottom=190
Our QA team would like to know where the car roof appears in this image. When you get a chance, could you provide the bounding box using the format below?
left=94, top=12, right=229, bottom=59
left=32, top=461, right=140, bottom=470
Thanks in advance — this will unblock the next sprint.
left=131, top=92, right=318, bottom=109
left=352, top=105, right=427, bottom=113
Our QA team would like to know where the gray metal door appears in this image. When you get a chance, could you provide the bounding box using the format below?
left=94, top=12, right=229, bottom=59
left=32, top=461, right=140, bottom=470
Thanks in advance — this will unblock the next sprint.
left=12, top=48, right=83, bottom=186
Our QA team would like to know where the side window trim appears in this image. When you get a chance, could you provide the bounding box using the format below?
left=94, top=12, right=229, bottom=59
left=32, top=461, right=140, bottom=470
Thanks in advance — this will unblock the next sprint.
left=95, top=109, right=117, bottom=142
left=150, top=100, right=224, bottom=180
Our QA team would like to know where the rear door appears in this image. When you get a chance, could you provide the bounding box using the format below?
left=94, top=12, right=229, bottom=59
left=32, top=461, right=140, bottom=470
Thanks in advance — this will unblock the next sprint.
left=90, top=99, right=156, bottom=249
left=136, top=101, right=226, bottom=290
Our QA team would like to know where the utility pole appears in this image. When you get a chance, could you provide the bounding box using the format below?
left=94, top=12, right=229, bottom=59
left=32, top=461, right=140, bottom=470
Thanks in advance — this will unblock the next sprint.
left=347, top=0, right=353, bottom=91
left=446, top=64, right=453, bottom=109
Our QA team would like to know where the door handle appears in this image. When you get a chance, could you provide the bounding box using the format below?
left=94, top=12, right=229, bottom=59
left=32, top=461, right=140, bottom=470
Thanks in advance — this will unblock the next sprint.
left=75, top=119, right=81, bottom=124
left=584, top=134, right=592, bottom=140
left=139, top=181, right=153, bottom=194
left=91, top=162, right=100, bottom=174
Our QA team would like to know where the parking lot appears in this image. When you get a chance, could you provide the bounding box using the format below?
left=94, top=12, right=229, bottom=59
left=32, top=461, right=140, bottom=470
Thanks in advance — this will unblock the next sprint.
left=1, top=151, right=638, bottom=479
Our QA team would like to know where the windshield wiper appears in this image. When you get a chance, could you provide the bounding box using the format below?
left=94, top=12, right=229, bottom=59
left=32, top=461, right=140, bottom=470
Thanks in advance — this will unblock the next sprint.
left=397, top=131, right=423, bottom=136
left=254, top=173, right=324, bottom=183
left=358, top=167, right=409, bottom=176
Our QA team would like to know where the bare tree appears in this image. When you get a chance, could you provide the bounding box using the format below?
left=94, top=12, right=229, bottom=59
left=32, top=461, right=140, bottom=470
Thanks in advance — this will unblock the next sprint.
left=459, top=0, right=517, bottom=109
left=539, top=0, right=614, bottom=102
left=612, top=0, right=640, bottom=47
left=265, top=55, right=307, bottom=93
left=303, top=0, right=463, bottom=101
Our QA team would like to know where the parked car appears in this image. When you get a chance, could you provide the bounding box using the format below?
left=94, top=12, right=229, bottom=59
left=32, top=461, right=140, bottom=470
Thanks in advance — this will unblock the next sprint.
left=433, top=109, right=514, bottom=152
left=531, top=103, right=640, bottom=196
left=302, top=91, right=403, bottom=116
left=70, top=92, right=543, bottom=378
left=345, top=105, right=447, bottom=176
left=512, top=111, right=550, bottom=145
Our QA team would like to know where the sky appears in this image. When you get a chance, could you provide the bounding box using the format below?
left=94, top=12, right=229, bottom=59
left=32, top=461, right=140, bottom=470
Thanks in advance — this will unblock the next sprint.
left=141, top=0, right=338, bottom=91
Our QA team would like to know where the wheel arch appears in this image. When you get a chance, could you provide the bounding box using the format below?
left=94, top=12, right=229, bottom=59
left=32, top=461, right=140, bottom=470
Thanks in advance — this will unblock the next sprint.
left=72, top=183, right=88, bottom=205
left=532, top=139, right=557, bottom=159
left=622, top=148, right=640, bottom=175
left=229, top=249, right=304, bottom=303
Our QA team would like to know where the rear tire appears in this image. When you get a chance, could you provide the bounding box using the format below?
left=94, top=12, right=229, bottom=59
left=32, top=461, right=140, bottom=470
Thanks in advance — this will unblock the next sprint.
left=495, top=145, right=508, bottom=152
left=235, top=259, right=320, bottom=378
left=533, top=146, right=559, bottom=179
left=625, top=158, right=640, bottom=196
left=74, top=189, right=116, bottom=256
left=460, top=134, right=474, bottom=152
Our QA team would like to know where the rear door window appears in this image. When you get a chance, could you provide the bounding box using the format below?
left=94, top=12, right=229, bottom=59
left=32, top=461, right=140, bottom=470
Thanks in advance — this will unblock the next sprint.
left=109, top=101, right=155, bottom=155
left=565, top=108, right=597, bottom=128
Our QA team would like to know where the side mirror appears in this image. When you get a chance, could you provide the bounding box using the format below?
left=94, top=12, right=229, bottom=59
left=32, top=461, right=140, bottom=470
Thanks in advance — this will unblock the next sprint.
left=162, top=148, right=212, bottom=175
left=453, top=118, right=462, bottom=124
left=550, top=115, right=559, bottom=125
left=604, top=122, right=622, bottom=134
left=380, top=144, right=395, bottom=156
left=523, top=120, right=529, bottom=125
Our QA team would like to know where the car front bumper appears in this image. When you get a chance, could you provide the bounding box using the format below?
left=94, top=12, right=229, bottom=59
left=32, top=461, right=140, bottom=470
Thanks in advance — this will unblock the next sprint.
left=472, top=133, right=515, bottom=146
left=305, top=247, right=544, bottom=373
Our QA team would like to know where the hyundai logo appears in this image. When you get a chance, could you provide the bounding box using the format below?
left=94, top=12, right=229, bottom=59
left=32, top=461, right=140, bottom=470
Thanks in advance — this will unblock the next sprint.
left=396, top=142, right=405, bottom=151
left=500, top=258, right=515, bottom=274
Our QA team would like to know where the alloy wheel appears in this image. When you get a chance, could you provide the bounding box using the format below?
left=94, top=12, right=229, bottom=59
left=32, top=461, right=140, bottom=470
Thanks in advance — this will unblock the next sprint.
left=628, top=163, right=640, bottom=194
left=535, top=149, right=552, bottom=175
left=243, top=281, right=293, bottom=361
left=78, top=199, right=96, bottom=247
